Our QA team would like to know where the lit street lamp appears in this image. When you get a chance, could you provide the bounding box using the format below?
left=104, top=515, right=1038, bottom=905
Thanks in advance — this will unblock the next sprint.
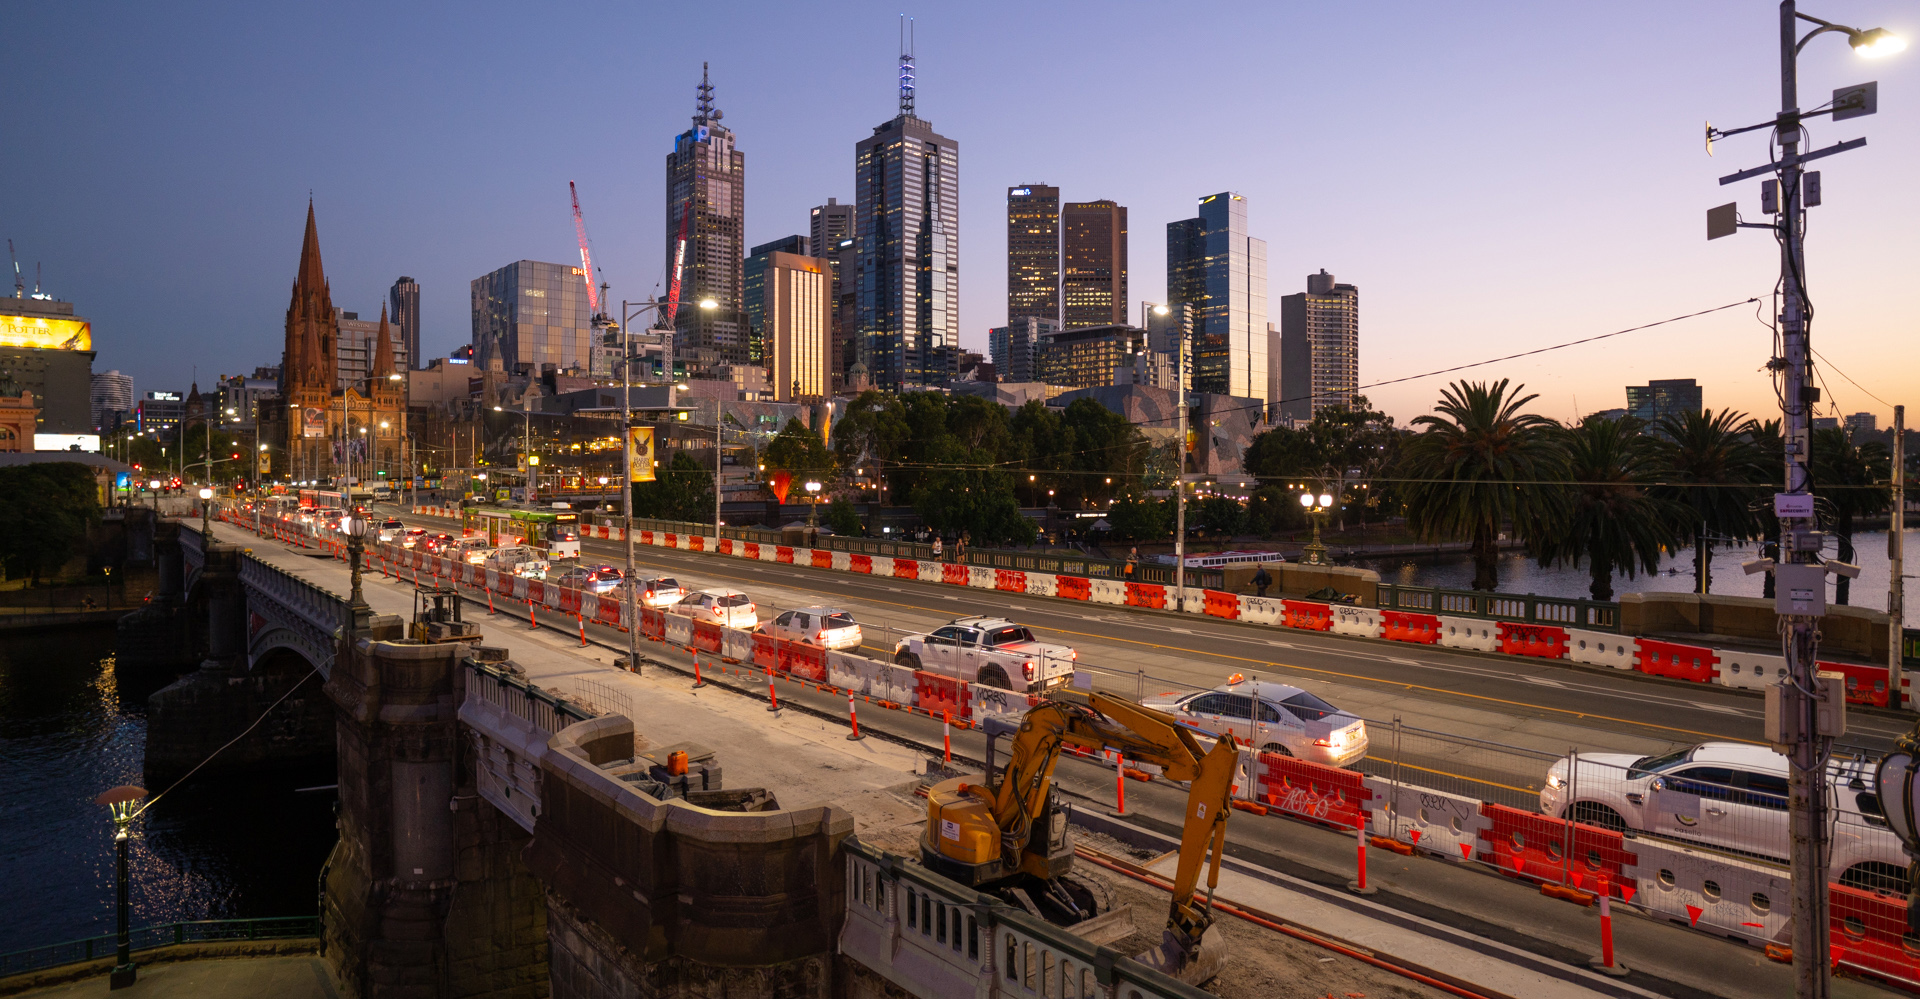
left=1298, top=491, right=1335, bottom=566
left=197, top=486, right=213, bottom=536
left=94, top=784, right=147, bottom=989
left=343, top=511, right=370, bottom=634
left=804, top=480, right=822, bottom=527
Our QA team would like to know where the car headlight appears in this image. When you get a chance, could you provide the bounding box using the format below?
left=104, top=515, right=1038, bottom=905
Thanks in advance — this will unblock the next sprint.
left=1546, top=773, right=1564, bottom=790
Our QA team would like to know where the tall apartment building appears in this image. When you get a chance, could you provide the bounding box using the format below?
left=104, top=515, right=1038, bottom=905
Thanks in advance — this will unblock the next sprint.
left=389, top=277, right=421, bottom=369
left=1277, top=270, right=1359, bottom=422
left=987, top=317, right=1060, bottom=384
left=1035, top=324, right=1145, bottom=390
left=1007, top=185, right=1060, bottom=324
left=1625, top=378, right=1702, bottom=422
left=470, top=260, right=595, bottom=375
left=1845, top=412, right=1878, bottom=436
left=758, top=251, right=832, bottom=401
left=854, top=46, right=959, bottom=389
left=90, top=369, right=133, bottom=432
left=810, top=199, right=858, bottom=385
left=1062, top=200, right=1126, bottom=328
left=743, top=235, right=808, bottom=367
left=337, top=306, right=411, bottom=391
left=666, top=64, right=747, bottom=370
left=1166, top=193, right=1267, bottom=403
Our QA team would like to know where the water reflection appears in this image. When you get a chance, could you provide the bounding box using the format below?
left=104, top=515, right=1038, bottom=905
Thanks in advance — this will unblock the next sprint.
left=0, top=629, right=336, bottom=952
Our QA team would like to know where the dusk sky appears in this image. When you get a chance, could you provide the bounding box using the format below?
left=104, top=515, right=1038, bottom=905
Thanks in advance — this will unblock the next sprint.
left=3, top=1, right=1914, bottom=427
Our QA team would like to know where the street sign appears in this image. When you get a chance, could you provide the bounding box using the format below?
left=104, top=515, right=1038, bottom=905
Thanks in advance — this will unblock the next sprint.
left=1775, top=492, right=1815, bottom=518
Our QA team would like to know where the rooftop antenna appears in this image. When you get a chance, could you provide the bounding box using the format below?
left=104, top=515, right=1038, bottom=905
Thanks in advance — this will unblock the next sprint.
left=7, top=240, right=19, bottom=298
left=695, top=62, right=720, bottom=124
left=33, top=262, right=43, bottom=299
left=898, top=15, right=915, bottom=116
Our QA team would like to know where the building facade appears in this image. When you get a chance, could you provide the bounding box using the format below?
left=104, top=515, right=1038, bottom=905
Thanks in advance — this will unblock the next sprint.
left=1035, top=324, right=1145, bottom=390
left=1166, top=193, right=1267, bottom=404
left=338, top=307, right=412, bottom=390
left=0, top=294, right=96, bottom=435
left=759, top=251, right=832, bottom=401
left=390, top=277, right=421, bottom=370
left=1845, top=412, right=1877, bottom=436
left=987, top=317, right=1059, bottom=385
left=470, top=261, right=595, bottom=376
left=136, top=391, right=185, bottom=442
left=0, top=379, right=36, bottom=452
left=1062, top=200, right=1127, bottom=328
left=810, top=199, right=858, bottom=388
left=854, top=51, right=960, bottom=390
left=666, top=64, right=747, bottom=371
left=216, top=368, right=279, bottom=430
left=1277, top=269, right=1359, bottom=422
left=91, top=369, right=133, bottom=432
left=1625, top=378, right=1703, bottom=423
left=1006, top=185, right=1059, bottom=325
left=743, top=235, right=808, bottom=366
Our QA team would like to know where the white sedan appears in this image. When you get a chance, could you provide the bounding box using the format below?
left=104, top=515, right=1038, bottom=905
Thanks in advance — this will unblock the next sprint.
left=768, top=606, right=862, bottom=651
left=1141, top=677, right=1368, bottom=768
left=674, top=589, right=758, bottom=630
left=632, top=575, right=688, bottom=609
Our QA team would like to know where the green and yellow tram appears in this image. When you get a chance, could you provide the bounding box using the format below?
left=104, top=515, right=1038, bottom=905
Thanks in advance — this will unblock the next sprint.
left=463, top=507, right=581, bottom=558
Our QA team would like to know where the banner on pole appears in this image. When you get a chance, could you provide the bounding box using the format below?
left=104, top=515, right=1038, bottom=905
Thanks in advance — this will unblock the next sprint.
left=628, top=427, right=655, bottom=483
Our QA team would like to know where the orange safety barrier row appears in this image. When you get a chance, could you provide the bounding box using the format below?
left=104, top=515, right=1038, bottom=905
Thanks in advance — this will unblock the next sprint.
left=914, top=670, right=971, bottom=723
left=1055, top=576, right=1091, bottom=601
left=893, top=559, right=920, bottom=581
left=1251, top=751, right=1369, bottom=831
left=1381, top=609, right=1441, bottom=644
left=1819, top=659, right=1892, bottom=708
left=1124, top=581, right=1166, bottom=610
left=1475, top=803, right=1637, bottom=898
left=850, top=554, right=872, bottom=574
left=994, top=569, right=1027, bottom=593
left=1281, top=599, right=1332, bottom=631
left=1202, top=589, right=1240, bottom=620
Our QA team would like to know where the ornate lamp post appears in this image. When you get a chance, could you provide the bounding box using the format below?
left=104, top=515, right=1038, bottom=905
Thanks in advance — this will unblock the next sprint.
left=1298, top=491, right=1334, bottom=566
left=94, top=784, right=147, bottom=990
left=804, top=480, right=822, bottom=527
left=343, top=511, right=371, bottom=634
left=197, top=486, right=213, bottom=536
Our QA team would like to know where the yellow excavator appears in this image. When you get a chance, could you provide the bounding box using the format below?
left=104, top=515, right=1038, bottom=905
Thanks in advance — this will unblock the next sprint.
left=921, top=691, right=1237, bottom=985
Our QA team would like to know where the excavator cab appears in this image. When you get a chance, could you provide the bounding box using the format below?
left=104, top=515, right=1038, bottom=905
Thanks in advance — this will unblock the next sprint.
left=923, top=715, right=1080, bottom=910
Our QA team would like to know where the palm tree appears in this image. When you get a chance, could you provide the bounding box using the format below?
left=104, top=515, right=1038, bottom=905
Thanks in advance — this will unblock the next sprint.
left=1812, top=427, right=1891, bottom=605
left=1652, top=408, right=1766, bottom=594
left=1534, top=417, right=1685, bottom=601
left=1397, top=379, right=1565, bottom=591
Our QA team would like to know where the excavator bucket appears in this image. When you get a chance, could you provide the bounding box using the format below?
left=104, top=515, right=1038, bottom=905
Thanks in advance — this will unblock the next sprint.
left=1135, top=925, right=1227, bottom=987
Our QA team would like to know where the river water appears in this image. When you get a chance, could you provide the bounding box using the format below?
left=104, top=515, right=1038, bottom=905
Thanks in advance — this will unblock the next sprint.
left=1347, top=529, right=1920, bottom=618
left=0, top=627, right=337, bottom=954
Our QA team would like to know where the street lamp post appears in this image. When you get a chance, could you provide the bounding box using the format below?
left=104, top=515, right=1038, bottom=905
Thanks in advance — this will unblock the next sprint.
left=198, top=486, right=213, bottom=536
left=1712, top=7, right=1904, bottom=995
left=94, top=784, right=147, bottom=990
left=1298, top=491, right=1335, bottom=566
left=805, top=480, right=822, bottom=527
left=343, top=511, right=370, bottom=634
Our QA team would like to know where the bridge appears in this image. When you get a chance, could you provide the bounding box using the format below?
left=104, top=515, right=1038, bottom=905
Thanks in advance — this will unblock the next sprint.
left=127, top=519, right=1213, bottom=999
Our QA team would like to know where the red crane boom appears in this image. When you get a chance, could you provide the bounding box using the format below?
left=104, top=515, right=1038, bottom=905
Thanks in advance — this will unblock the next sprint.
left=662, top=198, right=691, bottom=328
left=569, top=181, right=600, bottom=314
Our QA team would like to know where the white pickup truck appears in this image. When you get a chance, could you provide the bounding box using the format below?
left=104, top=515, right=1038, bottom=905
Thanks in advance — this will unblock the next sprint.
left=893, top=616, right=1077, bottom=693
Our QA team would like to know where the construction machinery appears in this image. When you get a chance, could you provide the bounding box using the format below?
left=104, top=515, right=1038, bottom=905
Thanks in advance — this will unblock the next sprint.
left=921, top=692, right=1237, bottom=985
left=410, top=583, right=480, bottom=644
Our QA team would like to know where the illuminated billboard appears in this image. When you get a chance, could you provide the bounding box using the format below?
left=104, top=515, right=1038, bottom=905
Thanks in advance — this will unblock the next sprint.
left=0, top=315, right=92, bottom=351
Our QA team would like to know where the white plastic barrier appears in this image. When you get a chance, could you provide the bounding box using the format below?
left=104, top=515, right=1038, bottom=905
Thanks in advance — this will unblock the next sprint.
left=970, top=683, right=1038, bottom=725
left=664, top=613, right=692, bottom=648
left=1717, top=649, right=1787, bottom=691
left=1025, top=572, right=1057, bottom=598
left=968, top=565, right=995, bottom=589
left=722, top=626, right=755, bottom=663
left=1437, top=615, right=1499, bottom=651
left=868, top=556, right=893, bottom=577
left=859, top=659, right=918, bottom=704
left=1174, top=589, right=1207, bottom=615
left=758, top=544, right=779, bottom=562
left=1088, top=579, right=1127, bottom=606
left=544, top=583, right=562, bottom=609
left=1331, top=605, right=1384, bottom=639
left=509, top=576, right=529, bottom=601
left=827, top=651, right=868, bottom=695
left=1361, top=777, right=1492, bottom=863
left=1625, top=840, right=1791, bottom=946
left=1239, top=596, right=1282, bottom=626
left=1567, top=628, right=1635, bottom=669
left=831, top=551, right=852, bottom=572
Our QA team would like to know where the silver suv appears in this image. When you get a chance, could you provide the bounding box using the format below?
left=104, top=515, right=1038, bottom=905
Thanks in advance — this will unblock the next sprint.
left=893, top=616, right=1076, bottom=693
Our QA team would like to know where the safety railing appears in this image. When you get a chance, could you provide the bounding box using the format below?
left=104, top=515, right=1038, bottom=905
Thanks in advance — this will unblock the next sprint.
left=1377, top=583, right=1620, bottom=632
left=462, top=658, right=597, bottom=736
left=0, top=916, right=320, bottom=978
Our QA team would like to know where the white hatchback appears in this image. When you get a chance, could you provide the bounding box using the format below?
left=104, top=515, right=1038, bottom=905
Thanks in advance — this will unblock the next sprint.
left=633, top=575, right=688, bottom=609
left=676, top=589, right=758, bottom=630
left=769, top=607, right=862, bottom=651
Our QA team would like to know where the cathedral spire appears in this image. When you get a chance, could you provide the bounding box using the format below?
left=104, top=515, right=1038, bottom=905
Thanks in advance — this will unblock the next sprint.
left=285, top=199, right=337, bottom=394
left=372, top=304, right=396, bottom=382
left=295, top=199, right=326, bottom=303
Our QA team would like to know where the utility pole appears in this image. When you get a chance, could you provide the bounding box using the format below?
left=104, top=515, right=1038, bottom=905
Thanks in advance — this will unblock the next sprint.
left=1893, top=404, right=1906, bottom=710
left=1173, top=323, right=1186, bottom=605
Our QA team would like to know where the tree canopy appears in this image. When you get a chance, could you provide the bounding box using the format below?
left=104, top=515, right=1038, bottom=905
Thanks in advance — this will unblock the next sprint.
left=0, top=463, right=102, bottom=583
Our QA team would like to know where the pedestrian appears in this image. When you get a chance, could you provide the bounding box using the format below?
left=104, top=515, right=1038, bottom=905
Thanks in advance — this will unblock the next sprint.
left=1125, top=546, right=1139, bottom=578
left=956, top=532, right=969, bottom=562
left=1252, top=563, right=1272, bottom=598
left=931, top=535, right=944, bottom=561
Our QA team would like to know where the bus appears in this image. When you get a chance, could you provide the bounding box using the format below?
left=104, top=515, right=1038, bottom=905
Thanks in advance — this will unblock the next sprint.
left=298, top=489, right=348, bottom=512
left=463, top=507, right=580, bottom=558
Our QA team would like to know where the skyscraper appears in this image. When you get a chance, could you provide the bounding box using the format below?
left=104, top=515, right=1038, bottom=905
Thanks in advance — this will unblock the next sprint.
left=743, top=235, right=808, bottom=367
left=469, top=261, right=594, bottom=374
left=90, top=369, right=132, bottom=432
left=1278, top=270, right=1359, bottom=422
left=811, top=199, right=858, bottom=388
left=1166, top=193, right=1266, bottom=402
left=758, top=251, right=832, bottom=401
left=1625, top=378, right=1702, bottom=422
left=855, top=39, right=959, bottom=389
left=987, top=316, right=1059, bottom=384
left=810, top=198, right=854, bottom=259
left=666, top=64, right=746, bottom=371
left=1062, top=200, right=1127, bottom=328
left=389, top=277, right=421, bottom=370
left=1006, top=185, right=1059, bottom=325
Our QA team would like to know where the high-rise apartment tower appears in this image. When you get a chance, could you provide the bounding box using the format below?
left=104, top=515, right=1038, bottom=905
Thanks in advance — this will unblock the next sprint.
left=389, top=277, right=421, bottom=370
left=666, top=64, right=746, bottom=371
left=1166, top=193, right=1267, bottom=402
left=1277, top=270, right=1359, bottom=422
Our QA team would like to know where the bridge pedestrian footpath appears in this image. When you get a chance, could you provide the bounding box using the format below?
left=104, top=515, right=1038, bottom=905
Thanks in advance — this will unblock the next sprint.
left=210, top=522, right=937, bottom=833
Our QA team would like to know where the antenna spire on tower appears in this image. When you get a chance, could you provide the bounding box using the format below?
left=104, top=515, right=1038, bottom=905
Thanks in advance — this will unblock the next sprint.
left=695, top=62, right=720, bottom=124
left=898, top=16, right=916, bottom=116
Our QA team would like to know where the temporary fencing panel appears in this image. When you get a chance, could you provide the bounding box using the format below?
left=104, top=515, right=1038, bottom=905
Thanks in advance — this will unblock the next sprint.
left=1496, top=621, right=1569, bottom=659
left=1239, top=596, right=1282, bottom=626
left=971, top=683, right=1039, bottom=726
left=1717, top=650, right=1786, bottom=691
left=1567, top=628, right=1634, bottom=669
left=994, top=570, right=1028, bottom=593
left=1829, top=883, right=1920, bottom=985
left=1202, top=590, right=1241, bottom=620
left=1819, top=660, right=1891, bottom=708
left=1474, top=803, right=1637, bottom=896
left=1124, top=582, right=1167, bottom=610
left=915, top=671, right=972, bottom=722
left=1281, top=600, right=1333, bottom=632
left=1251, top=751, right=1370, bottom=831
left=1623, top=839, right=1790, bottom=945
left=1437, top=616, right=1498, bottom=651
left=1363, top=777, right=1493, bottom=863
left=1330, top=605, right=1383, bottom=639
left=1634, top=639, right=1719, bottom=683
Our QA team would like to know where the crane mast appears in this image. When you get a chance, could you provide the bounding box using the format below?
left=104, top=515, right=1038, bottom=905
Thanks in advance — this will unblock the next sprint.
left=568, top=181, right=601, bottom=316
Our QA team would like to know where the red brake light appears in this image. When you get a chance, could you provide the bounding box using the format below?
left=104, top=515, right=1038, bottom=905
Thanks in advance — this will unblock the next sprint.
left=1023, top=660, right=1036, bottom=679
left=816, top=631, right=826, bottom=641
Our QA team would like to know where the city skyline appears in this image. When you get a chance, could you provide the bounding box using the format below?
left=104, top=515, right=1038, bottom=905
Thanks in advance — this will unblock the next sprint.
left=2, top=3, right=1915, bottom=427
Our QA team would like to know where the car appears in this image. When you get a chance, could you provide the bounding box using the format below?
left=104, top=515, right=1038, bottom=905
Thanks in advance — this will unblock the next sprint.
left=673, top=588, right=758, bottom=630
left=1540, top=742, right=1905, bottom=892
left=582, top=566, right=623, bottom=594
left=892, top=616, right=1077, bottom=693
left=420, top=533, right=456, bottom=554
left=769, top=606, right=862, bottom=651
left=401, top=528, right=428, bottom=549
left=631, top=575, right=687, bottom=608
left=1141, top=677, right=1368, bottom=767
left=445, top=537, right=493, bottom=564
left=553, top=566, right=598, bottom=591
left=377, top=518, right=405, bottom=543
left=485, top=545, right=549, bottom=579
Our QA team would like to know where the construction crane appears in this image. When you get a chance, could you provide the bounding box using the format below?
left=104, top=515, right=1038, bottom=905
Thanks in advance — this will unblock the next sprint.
left=662, top=197, right=691, bottom=329
left=7, top=240, right=20, bottom=298
left=568, top=181, right=602, bottom=319
left=921, top=692, right=1236, bottom=985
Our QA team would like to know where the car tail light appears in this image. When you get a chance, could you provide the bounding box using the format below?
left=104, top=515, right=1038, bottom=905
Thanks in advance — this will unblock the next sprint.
left=1069, top=650, right=1078, bottom=660
left=1023, top=660, right=1036, bottom=680
left=817, top=631, right=826, bottom=641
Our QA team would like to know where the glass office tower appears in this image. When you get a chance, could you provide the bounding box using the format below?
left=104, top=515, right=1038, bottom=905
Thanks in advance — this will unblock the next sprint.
left=1165, top=192, right=1267, bottom=402
left=1006, top=185, right=1059, bottom=325
left=470, top=260, right=594, bottom=374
